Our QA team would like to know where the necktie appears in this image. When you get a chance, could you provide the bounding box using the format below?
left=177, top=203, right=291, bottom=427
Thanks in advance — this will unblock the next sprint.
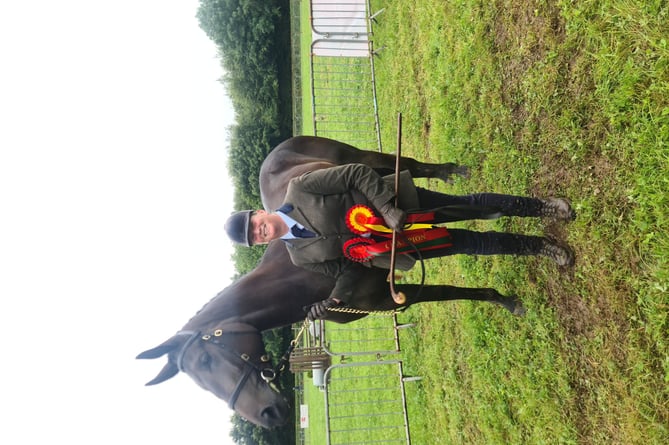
left=291, top=225, right=316, bottom=238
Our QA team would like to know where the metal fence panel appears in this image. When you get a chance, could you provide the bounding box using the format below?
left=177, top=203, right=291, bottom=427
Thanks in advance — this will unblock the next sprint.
left=324, top=361, right=411, bottom=445
left=311, top=0, right=370, bottom=38
left=320, top=315, right=404, bottom=358
left=297, top=3, right=413, bottom=443
left=310, top=41, right=382, bottom=152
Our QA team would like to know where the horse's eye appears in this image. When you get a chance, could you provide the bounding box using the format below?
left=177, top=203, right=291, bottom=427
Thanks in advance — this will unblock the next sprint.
left=199, top=352, right=211, bottom=368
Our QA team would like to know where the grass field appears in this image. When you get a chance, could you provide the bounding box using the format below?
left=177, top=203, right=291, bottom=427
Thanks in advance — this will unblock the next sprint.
left=298, top=1, right=668, bottom=444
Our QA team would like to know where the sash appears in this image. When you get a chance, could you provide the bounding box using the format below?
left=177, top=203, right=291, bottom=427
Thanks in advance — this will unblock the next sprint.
left=343, top=205, right=452, bottom=262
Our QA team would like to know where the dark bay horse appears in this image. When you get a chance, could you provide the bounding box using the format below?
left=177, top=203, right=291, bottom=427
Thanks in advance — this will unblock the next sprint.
left=137, top=136, right=522, bottom=429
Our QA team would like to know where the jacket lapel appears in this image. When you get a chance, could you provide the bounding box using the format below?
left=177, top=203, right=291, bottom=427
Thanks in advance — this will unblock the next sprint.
left=276, top=203, right=294, bottom=214
left=280, top=203, right=319, bottom=235
left=277, top=203, right=321, bottom=248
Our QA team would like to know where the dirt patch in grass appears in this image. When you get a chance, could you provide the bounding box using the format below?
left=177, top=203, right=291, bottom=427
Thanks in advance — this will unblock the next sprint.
left=493, top=0, right=633, bottom=337
left=491, top=0, right=566, bottom=133
left=542, top=216, right=636, bottom=443
left=491, top=2, right=654, bottom=443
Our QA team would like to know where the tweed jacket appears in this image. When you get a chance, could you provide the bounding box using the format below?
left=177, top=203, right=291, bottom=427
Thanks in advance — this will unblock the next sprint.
left=279, top=163, right=420, bottom=303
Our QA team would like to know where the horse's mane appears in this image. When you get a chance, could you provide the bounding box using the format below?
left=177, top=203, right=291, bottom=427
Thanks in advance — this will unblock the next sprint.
left=181, top=242, right=290, bottom=330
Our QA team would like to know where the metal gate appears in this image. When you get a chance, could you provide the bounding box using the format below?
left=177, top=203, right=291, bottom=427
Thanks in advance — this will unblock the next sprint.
left=310, top=0, right=372, bottom=38
left=293, top=3, right=416, bottom=443
left=320, top=314, right=415, bottom=358
left=317, top=316, right=417, bottom=444
left=323, top=361, right=412, bottom=445
left=309, top=0, right=383, bottom=152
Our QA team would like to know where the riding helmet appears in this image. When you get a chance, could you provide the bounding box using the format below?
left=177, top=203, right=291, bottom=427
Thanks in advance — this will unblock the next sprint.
left=224, top=210, right=253, bottom=246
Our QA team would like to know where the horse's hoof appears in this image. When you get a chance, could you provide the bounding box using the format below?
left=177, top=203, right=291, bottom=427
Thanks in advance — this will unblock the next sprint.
left=455, top=165, right=470, bottom=179
left=438, top=164, right=470, bottom=183
left=494, top=297, right=525, bottom=316
left=512, top=303, right=527, bottom=316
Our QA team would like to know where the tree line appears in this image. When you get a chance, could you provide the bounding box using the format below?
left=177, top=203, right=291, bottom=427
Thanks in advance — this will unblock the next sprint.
left=196, top=0, right=296, bottom=443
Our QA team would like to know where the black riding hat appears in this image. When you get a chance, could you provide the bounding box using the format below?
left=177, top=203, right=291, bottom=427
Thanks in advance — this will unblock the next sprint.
left=224, top=210, right=253, bottom=246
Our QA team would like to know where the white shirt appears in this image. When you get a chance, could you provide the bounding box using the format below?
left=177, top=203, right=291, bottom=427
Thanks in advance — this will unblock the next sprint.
left=276, top=210, right=300, bottom=240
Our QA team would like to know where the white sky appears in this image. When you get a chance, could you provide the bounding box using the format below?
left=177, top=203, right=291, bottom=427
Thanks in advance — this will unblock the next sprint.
left=0, top=1, right=242, bottom=443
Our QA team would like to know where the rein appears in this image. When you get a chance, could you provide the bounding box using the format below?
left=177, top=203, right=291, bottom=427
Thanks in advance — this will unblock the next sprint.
left=326, top=305, right=403, bottom=316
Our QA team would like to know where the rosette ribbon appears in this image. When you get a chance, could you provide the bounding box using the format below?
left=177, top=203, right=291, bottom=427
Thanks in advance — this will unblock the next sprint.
left=343, top=205, right=452, bottom=262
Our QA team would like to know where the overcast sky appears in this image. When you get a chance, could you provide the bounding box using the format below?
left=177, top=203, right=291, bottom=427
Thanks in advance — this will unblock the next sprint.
left=0, top=1, right=241, bottom=443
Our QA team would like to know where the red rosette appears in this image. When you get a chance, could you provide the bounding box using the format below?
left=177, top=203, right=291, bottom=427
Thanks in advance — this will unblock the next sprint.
left=345, top=204, right=375, bottom=234
left=342, top=237, right=374, bottom=262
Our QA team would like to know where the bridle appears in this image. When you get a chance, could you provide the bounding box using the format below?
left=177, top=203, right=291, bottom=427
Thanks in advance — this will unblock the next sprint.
left=174, top=325, right=281, bottom=410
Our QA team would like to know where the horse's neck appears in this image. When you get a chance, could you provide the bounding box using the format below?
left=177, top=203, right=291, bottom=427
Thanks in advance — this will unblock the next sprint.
left=182, top=263, right=307, bottom=333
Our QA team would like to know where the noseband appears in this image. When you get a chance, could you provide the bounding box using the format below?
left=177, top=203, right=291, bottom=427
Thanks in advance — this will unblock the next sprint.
left=175, top=327, right=278, bottom=410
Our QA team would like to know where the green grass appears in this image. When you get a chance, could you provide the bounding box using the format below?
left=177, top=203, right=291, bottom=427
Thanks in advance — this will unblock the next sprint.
left=368, top=1, right=669, bottom=443
left=297, top=0, right=668, bottom=443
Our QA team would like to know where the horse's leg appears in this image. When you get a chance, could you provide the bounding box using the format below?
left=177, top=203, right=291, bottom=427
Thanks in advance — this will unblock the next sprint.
left=397, top=284, right=525, bottom=316
left=399, top=158, right=469, bottom=183
left=355, top=150, right=469, bottom=183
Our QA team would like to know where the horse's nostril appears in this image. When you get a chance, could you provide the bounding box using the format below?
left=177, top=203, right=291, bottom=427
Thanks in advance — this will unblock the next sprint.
left=261, top=406, right=275, bottom=420
left=261, top=403, right=289, bottom=426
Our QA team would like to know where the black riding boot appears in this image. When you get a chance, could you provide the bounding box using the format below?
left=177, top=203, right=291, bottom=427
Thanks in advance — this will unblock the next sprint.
left=415, top=190, right=575, bottom=221
left=415, top=229, right=574, bottom=266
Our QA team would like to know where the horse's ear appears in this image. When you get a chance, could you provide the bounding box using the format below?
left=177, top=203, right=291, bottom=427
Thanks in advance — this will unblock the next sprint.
left=144, top=362, right=180, bottom=386
left=137, top=337, right=184, bottom=385
left=136, top=338, right=180, bottom=360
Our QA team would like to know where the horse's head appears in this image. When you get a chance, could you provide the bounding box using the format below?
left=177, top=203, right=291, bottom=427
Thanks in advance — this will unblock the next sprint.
left=136, top=321, right=290, bottom=428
